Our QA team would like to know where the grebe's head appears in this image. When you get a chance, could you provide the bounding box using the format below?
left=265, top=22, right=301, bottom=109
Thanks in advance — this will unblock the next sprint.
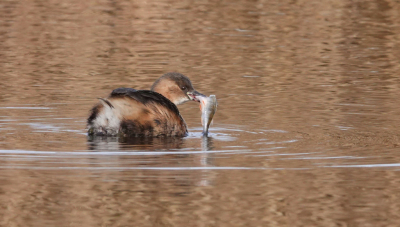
left=151, top=72, right=205, bottom=105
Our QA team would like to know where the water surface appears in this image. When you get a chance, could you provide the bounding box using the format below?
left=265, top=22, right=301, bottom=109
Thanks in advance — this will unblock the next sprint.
left=1, top=0, right=400, bottom=226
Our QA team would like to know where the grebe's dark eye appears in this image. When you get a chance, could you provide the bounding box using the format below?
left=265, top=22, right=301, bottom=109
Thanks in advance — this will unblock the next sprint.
left=181, top=86, right=186, bottom=90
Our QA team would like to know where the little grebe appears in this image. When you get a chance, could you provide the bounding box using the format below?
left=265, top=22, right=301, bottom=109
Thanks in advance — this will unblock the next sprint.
left=87, top=72, right=205, bottom=137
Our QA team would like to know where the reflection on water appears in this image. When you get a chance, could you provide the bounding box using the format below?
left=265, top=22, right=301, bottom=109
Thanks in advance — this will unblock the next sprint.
left=2, top=0, right=400, bottom=226
left=88, top=135, right=186, bottom=151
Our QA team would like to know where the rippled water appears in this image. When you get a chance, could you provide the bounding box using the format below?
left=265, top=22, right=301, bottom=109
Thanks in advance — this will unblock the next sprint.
left=2, top=0, right=400, bottom=226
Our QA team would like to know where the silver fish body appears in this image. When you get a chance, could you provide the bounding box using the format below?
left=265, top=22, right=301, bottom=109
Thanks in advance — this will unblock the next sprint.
left=200, top=95, right=217, bottom=136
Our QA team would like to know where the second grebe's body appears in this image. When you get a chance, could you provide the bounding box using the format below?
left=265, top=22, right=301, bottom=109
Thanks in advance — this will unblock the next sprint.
left=87, top=72, right=204, bottom=137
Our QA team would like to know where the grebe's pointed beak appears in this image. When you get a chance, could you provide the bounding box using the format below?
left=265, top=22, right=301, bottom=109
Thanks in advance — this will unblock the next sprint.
left=187, top=90, right=206, bottom=102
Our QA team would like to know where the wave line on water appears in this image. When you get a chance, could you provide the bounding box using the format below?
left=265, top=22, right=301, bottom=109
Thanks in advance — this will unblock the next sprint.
left=325, top=163, right=400, bottom=168
left=0, top=107, right=53, bottom=110
left=0, top=149, right=252, bottom=156
left=0, top=166, right=312, bottom=171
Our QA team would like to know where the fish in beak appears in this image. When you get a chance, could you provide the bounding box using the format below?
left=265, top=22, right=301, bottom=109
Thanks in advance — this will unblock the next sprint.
left=198, top=95, right=218, bottom=136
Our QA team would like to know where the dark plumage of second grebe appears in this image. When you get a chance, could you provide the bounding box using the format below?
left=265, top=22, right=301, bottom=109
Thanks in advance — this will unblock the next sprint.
left=87, top=72, right=205, bottom=137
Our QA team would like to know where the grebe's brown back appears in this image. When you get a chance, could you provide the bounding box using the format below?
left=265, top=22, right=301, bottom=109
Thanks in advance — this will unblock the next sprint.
left=87, top=72, right=205, bottom=137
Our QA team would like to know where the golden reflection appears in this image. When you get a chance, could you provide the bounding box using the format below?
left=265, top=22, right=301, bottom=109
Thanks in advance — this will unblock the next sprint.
left=1, top=0, right=400, bottom=226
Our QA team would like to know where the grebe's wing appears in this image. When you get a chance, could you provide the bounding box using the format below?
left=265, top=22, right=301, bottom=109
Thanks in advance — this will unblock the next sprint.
left=88, top=88, right=186, bottom=136
left=109, top=88, right=179, bottom=115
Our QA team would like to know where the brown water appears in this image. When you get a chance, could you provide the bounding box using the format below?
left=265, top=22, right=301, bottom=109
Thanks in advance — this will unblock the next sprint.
left=1, top=0, right=400, bottom=226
